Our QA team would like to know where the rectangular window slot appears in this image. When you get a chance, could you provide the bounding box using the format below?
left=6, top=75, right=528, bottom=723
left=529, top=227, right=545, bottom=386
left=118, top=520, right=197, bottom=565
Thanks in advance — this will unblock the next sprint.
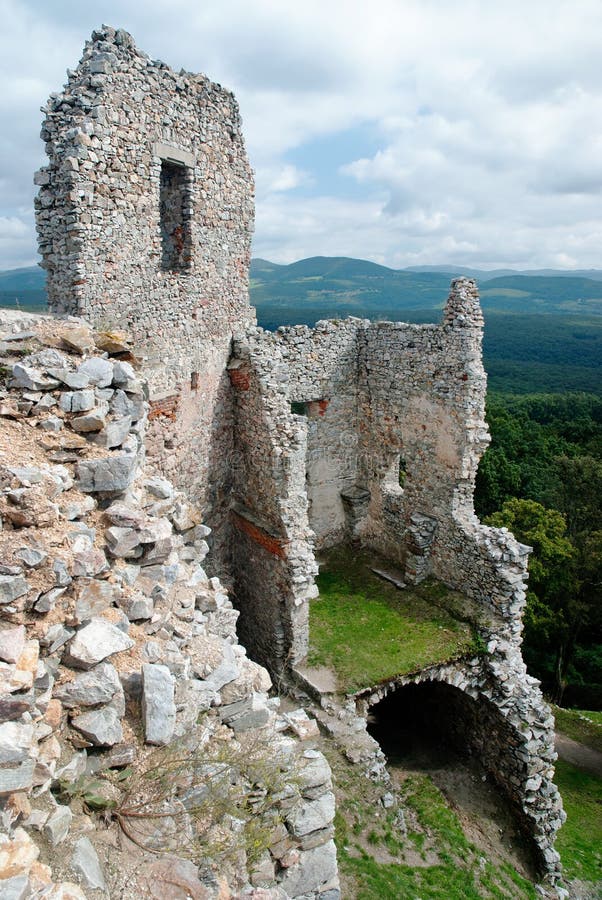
left=159, top=160, right=192, bottom=272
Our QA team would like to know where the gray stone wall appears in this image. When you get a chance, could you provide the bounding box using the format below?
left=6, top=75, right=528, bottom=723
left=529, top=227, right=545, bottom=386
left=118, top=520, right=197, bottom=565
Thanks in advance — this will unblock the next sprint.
left=228, top=330, right=318, bottom=673
left=35, top=25, right=255, bottom=558
left=237, top=280, right=529, bottom=647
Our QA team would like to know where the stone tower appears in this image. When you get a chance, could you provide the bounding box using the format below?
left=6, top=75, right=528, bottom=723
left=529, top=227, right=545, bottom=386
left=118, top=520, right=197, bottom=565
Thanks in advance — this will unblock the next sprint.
left=35, top=25, right=255, bottom=554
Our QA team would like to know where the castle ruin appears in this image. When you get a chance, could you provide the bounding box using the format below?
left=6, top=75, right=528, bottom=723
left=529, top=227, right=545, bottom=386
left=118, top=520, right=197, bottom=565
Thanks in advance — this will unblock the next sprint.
left=35, top=26, right=566, bottom=887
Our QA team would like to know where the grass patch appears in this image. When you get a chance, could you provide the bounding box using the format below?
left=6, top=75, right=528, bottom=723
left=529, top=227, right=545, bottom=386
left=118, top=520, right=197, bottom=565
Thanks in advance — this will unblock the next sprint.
left=308, top=547, right=475, bottom=692
left=552, top=706, right=602, bottom=754
left=326, top=746, right=538, bottom=900
left=554, top=759, right=602, bottom=885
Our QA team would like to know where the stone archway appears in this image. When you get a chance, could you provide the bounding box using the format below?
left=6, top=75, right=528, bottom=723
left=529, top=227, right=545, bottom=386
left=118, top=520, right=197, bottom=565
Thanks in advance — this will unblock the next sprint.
left=366, top=679, right=544, bottom=876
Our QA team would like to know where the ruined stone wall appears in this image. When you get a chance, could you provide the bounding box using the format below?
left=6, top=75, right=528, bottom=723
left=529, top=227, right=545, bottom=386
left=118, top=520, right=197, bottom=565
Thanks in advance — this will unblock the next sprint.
left=239, top=281, right=529, bottom=645
left=0, top=311, right=339, bottom=899
left=253, top=321, right=364, bottom=548
left=228, top=330, right=318, bottom=673
left=35, top=26, right=255, bottom=558
left=359, top=281, right=529, bottom=639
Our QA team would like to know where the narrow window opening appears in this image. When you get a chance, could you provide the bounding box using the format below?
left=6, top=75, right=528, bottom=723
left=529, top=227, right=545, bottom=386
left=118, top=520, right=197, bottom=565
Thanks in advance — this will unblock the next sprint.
left=399, top=456, right=407, bottom=487
left=291, top=401, right=308, bottom=416
left=383, top=453, right=405, bottom=496
left=190, top=371, right=199, bottom=391
left=160, top=160, right=191, bottom=271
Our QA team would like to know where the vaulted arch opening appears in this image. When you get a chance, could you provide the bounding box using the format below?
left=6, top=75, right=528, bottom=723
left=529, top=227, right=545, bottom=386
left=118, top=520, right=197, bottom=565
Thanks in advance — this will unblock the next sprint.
left=366, top=680, right=542, bottom=878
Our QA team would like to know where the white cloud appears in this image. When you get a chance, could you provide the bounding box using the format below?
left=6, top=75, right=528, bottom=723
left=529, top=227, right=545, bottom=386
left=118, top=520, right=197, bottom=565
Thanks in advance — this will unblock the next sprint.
left=1, top=0, right=602, bottom=269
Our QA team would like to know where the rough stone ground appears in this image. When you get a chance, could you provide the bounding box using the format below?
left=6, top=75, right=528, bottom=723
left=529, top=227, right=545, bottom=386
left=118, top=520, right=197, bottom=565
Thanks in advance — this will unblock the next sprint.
left=0, top=310, right=339, bottom=899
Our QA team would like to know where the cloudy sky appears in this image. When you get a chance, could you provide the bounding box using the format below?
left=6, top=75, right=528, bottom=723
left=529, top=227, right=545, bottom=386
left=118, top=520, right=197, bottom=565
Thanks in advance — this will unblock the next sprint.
left=1, top=0, right=602, bottom=271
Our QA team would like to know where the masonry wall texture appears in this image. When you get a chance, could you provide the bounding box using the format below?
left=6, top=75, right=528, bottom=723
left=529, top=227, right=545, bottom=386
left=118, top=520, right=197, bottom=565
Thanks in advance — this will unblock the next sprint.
left=35, top=24, right=255, bottom=563
left=34, top=26, right=565, bottom=890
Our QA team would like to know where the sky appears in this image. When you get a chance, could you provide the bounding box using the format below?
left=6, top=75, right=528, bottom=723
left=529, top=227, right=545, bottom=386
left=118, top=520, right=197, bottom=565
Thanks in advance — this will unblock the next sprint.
left=1, top=0, right=602, bottom=272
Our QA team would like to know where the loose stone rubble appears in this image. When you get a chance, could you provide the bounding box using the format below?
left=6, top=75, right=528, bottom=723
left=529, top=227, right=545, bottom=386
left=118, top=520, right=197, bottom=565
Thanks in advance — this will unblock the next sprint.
left=26, top=23, right=567, bottom=895
left=0, top=313, right=338, bottom=898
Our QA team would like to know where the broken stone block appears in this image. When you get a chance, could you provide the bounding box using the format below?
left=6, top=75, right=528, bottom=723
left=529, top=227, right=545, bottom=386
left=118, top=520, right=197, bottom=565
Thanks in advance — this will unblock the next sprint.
left=137, top=517, right=172, bottom=544
left=283, top=708, right=320, bottom=741
left=0, top=722, right=35, bottom=765
left=286, top=792, right=336, bottom=838
left=34, top=587, right=66, bottom=614
left=54, top=661, right=121, bottom=708
left=89, top=415, right=132, bottom=449
left=60, top=326, right=94, bottom=355
left=105, top=525, right=143, bottom=558
left=39, top=415, right=63, bottom=432
left=59, top=390, right=95, bottom=413
left=141, top=663, right=176, bottom=746
left=0, top=700, right=30, bottom=724
left=76, top=357, right=113, bottom=389
left=53, top=559, right=72, bottom=587
left=0, top=759, right=35, bottom=795
left=0, top=626, right=26, bottom=663
left=219, top=693, right=270, bottom=733
left=72, top=578, right=115, bottom=623
left=11, top=363, right=59, bottom=391
left=118, top=591, right=154, bottom=621
left=94, top=330, right=131, bottom=355
left=70, top=409, right=106, bottom=433
left=0, top=827, right=39, bottom=885
left=70, top=702, right=123, bottom=747
left=76, top=453, right=137, bottom=493
left=66, top=618, right=134, bottom=669
left=0, top=575, right=29, bottom=606
left=71, top=547, right=108, bottom=578
left=14, top=547, right=47, bottom=569
left=44, top=804, right=72, bottom=845
left=105, top=502, right=146, bottom=528
left=60, top=496, right=95, bottom=523
left=144, top=476, right=173, bottom=500
left=277, top=840, right=338, bottom=897
left=299, top=749, right=332, bottom=798
left=70, top=837, right=106, bottom=891
left=170, top=500, right=201, bottom=531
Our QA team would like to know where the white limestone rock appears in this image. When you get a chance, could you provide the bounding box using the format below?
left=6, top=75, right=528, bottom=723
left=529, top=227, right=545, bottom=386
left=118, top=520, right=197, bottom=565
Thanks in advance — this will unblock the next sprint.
left=66, top=618, right=134, bottom=669
left=141, top=663, right=175, bottom=746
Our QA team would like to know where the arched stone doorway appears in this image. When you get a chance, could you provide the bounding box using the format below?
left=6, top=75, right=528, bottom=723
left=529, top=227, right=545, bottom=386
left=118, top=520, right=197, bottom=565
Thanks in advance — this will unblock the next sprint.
left=366, top=679, right=542, bottom=877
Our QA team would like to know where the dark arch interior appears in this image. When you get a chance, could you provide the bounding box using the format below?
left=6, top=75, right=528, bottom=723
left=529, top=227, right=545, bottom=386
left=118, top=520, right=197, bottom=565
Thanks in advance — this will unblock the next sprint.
left=367, top=680, right=541, bottom=877
left=367, top=681, right=472, bottom=765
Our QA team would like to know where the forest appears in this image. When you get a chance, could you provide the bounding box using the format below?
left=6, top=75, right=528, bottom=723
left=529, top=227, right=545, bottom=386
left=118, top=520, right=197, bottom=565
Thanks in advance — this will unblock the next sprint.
left=475, top=393, right=602, bottom=707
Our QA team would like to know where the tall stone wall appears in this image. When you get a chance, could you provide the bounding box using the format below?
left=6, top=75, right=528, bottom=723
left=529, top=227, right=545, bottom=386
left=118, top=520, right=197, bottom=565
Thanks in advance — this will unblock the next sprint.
left=33, top=31, right=563, bottom=887
left=236, top=281, right=529, bottom=649
left=35, top=25, right=255, bottom=559
left=228, top=330, right=318, bottom=673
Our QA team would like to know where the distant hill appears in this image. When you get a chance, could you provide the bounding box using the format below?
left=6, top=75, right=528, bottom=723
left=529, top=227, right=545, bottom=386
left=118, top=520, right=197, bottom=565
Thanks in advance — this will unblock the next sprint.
left=3, top=259, right=602, bottom=317
left=250, top=256, right=602, bottom=320
left=2, top=258, right=601, bottom=394
left=0, top=265, right=46, bottom=312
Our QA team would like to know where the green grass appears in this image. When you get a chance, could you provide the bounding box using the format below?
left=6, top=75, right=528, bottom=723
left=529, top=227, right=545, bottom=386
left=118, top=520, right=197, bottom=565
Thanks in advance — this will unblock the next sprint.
left=554, top=759, right=602, bottom=884
left=552, top=706, right=602, bottom=754
left=327, top=748, right=538, bottom=900
left=308, top=547, right=476, bottom=693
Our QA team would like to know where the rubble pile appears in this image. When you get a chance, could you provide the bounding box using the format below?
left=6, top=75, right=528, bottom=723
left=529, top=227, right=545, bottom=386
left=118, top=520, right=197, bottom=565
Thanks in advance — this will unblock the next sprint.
left=0, top=312, right=338, bottom=899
